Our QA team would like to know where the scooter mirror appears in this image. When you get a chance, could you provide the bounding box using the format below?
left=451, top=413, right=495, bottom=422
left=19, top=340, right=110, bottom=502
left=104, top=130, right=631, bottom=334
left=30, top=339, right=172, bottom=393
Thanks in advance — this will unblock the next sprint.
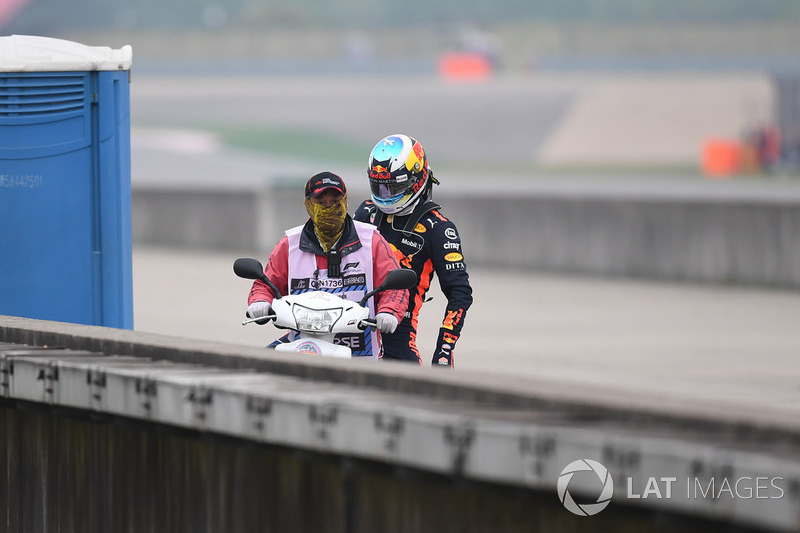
left=233, top=258, right=264, bottom=280
left=234, top=257, right=283, bottom=299
left=382, top=268, right=418, bottom=290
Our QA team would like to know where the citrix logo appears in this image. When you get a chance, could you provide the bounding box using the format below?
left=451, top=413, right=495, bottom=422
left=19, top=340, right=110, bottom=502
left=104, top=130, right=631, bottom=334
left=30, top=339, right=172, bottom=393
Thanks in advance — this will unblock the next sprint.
left=557, top=459, right=614, bottom=516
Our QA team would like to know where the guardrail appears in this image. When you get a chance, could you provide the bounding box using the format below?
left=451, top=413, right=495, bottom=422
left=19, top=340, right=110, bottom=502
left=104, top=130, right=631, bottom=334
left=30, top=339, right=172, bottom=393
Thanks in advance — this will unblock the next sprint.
left=2, top=315, right=799, bottom=532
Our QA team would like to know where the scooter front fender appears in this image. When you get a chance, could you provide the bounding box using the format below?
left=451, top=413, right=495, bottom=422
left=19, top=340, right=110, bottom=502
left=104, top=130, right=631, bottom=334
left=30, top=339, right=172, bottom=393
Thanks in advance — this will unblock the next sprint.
left=274, top=338, right=352, bottom=358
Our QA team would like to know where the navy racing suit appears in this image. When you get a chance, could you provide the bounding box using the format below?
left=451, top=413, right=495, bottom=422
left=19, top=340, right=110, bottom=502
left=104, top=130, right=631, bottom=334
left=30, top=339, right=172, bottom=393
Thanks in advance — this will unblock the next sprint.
left=354, top=199, right=473, bottom=366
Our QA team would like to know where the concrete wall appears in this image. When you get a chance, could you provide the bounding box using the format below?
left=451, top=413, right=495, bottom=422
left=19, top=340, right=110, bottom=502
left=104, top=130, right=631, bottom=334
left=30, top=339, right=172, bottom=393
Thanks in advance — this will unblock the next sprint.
left=133, top=179, right=800, bottom=287
left=2, top=316, right=800, bottom=533
left=133, top=188, right=258, bottom=251
left=443, top=183, right=800, bottom=287
left=3, top=403, right=731, bottom=533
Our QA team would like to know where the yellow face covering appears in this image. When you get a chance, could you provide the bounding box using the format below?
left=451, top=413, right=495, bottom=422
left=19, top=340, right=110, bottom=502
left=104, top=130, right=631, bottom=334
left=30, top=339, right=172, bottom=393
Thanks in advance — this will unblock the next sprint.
left=305, top=193, right=348, bottom=252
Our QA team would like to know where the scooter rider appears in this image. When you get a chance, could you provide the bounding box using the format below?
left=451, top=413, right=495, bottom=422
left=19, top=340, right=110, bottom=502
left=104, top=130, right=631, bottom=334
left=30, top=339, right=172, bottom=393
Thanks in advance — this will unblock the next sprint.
left=354, top=134, right=473, bottom=367
left=247, top=172, right=409, bottom=359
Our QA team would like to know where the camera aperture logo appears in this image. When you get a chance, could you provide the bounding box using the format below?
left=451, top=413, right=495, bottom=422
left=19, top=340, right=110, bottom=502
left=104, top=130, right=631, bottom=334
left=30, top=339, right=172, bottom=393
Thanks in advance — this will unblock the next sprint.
left=558, top=459, right=614, bottom=516
left=557, top=459, right=785, bottom=517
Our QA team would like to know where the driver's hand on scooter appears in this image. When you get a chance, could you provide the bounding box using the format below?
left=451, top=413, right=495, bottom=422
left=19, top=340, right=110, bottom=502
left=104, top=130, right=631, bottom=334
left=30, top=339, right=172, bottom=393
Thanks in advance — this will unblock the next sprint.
left=375, top=313, right=399, bottom=334
left=247, top=301, right=273, bottom=324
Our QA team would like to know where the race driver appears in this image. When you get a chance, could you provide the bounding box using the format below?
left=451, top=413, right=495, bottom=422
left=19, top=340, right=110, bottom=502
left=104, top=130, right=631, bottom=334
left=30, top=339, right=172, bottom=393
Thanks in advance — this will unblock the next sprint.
left=354, top=134, right=473, bottom=367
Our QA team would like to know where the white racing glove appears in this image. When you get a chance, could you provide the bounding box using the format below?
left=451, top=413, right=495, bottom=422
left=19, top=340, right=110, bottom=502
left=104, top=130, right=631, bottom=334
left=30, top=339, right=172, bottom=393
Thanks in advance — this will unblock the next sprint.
left=247, top=301, right=272, bottom=319
left=375, top=312, right=399, bottom=334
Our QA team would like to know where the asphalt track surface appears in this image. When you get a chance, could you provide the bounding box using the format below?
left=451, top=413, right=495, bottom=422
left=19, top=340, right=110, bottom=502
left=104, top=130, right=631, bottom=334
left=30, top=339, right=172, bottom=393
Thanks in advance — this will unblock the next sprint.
left=129, top=72, right=797, bottom=426
left=133, top=245, right=800, bottom=426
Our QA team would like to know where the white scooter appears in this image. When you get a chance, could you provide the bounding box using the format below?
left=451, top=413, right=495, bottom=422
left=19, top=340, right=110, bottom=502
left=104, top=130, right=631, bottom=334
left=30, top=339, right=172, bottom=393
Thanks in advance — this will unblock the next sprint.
left=234, top=257, right=417, bottom=358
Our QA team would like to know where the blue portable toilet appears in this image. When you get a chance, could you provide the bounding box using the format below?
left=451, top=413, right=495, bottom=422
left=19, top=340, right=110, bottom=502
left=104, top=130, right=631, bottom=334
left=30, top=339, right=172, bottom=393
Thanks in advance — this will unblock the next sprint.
left=0, top=35, right=133, bottom=328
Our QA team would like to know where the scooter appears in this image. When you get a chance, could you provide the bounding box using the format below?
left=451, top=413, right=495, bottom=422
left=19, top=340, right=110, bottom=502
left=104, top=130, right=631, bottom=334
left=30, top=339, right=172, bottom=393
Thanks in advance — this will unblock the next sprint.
left=233, top=257, right=417, bottom=358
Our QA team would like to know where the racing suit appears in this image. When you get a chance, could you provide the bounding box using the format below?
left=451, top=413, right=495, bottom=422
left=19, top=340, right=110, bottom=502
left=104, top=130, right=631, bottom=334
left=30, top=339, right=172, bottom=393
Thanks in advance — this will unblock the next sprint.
left=248, top=216, right=408, bottom=359
left=354, top=199, right=473, bottom=366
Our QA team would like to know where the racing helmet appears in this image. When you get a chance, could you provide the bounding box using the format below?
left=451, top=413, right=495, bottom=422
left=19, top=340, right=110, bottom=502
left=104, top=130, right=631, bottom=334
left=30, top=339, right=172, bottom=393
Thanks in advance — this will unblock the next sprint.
left=367, top=134, right=431, bottom=215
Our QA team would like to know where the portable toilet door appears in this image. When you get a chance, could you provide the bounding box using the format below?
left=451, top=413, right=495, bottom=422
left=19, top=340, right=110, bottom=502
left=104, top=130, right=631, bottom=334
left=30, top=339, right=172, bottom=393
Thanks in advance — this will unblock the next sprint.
left=0, top=35, right=134, bottom=328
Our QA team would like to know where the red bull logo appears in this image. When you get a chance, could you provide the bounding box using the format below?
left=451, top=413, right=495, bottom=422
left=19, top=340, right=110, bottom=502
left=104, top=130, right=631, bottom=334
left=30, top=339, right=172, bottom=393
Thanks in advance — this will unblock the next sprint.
left=370, top=164, right=391, bottom=180
left=406, top=143, right=427, bottom=178
left=389, top=243, right=413, bottom=268
left=412, top=142, right=425, bottom=163
left=443, top=309, right=464, bottom=330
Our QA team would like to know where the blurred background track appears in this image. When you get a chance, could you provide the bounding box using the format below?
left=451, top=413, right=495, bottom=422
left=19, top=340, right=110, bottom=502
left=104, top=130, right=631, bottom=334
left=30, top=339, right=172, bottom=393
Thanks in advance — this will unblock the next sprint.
left=129, top=72, right=774, bottom=173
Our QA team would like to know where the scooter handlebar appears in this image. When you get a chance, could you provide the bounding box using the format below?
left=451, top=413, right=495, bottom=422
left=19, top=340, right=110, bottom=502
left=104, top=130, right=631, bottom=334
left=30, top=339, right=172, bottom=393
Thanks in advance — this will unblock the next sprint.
left=358, top=319, right=377, bottom=331
left=242, top=314, right=277, bottom=326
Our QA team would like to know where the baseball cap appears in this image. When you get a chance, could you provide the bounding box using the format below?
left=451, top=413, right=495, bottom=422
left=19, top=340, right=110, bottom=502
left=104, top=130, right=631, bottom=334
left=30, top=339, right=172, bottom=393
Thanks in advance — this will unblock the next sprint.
left=304, top=172, right=346, bottom=198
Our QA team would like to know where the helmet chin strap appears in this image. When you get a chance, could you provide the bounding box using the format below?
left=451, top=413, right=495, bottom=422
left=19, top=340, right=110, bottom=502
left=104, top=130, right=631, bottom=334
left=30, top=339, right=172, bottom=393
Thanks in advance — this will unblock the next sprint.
left=427, top=169, right=439, bottom=198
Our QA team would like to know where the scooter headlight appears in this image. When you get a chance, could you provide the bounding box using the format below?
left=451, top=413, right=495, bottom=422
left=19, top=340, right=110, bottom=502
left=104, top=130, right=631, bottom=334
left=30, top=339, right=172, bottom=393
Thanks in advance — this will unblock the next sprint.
left=292, top=304, right=343, bottom=333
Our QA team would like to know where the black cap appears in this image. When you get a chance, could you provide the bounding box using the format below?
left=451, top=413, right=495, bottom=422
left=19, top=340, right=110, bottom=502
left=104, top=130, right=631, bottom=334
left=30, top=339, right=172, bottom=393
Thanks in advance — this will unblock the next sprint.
left=305, top=172, right=346, bottom=198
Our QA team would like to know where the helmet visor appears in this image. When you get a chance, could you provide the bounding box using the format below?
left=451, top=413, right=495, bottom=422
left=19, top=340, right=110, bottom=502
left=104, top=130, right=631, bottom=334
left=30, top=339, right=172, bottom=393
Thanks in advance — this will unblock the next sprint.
left=369, top=176, right=411, bottom=202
